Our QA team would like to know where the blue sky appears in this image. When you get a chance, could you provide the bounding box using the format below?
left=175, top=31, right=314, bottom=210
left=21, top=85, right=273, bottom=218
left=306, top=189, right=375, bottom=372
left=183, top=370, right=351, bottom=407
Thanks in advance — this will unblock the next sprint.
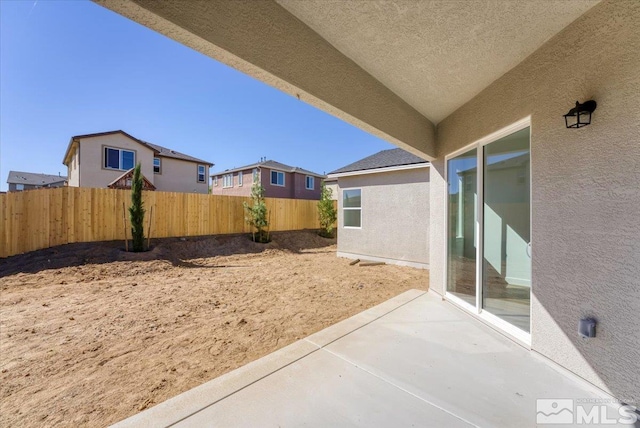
left=0, top=0, right=394, bottom=191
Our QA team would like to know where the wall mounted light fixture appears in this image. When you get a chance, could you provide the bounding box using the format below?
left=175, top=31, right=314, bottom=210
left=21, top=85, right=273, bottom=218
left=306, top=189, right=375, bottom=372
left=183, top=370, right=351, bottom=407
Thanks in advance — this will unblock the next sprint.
left=564, top=100, right=597, bottom=128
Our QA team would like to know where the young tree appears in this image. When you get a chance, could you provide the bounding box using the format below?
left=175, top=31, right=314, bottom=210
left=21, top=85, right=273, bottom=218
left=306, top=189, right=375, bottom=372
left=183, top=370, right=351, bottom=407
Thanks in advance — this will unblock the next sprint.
left=243, top=182, right=270, bottom=243
left=318, top=183, right=337, bottom=238
left=129, top=163, right=146, bottom=252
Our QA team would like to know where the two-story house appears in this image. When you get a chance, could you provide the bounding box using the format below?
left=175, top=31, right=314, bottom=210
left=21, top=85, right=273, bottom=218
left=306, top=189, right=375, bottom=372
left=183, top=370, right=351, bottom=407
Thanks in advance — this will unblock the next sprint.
left=211, top=159, right=324, bottom=200
left=62, top=130, right=213, bottom=194
left=6, top=171, right=68, bottom=192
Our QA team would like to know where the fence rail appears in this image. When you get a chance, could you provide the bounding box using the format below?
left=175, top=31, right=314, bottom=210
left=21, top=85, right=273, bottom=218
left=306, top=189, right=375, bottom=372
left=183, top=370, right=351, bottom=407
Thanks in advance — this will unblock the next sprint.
left=0, top=187, right=326, bottom=258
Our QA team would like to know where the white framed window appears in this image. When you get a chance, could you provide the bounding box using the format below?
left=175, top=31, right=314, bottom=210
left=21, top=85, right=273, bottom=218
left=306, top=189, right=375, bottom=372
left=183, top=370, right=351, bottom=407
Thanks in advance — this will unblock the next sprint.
left=270, top=170, right=285, bottom=186
left=16, top=183, right=24, bottom=191
left=104, top=147, right=135, bottom=170
left=213, top=176, right=218, bottom=187
left=153, top=157, right=161, bottom=174
left=238, top=171, right=243, bottom=186
left=197, top=165, right=206, bottom=183
left=223, top=174, right=233, bottom=188
left=253, top=168, right=259, bottom=182
left=343, top=188, right=362, bottom=228
left=305, top=175, right=314, bottom=190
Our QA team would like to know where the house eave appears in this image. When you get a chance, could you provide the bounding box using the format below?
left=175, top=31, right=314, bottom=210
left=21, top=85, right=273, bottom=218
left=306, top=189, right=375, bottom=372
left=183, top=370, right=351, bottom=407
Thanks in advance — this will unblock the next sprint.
left=327, top=163, right=429, bottom=179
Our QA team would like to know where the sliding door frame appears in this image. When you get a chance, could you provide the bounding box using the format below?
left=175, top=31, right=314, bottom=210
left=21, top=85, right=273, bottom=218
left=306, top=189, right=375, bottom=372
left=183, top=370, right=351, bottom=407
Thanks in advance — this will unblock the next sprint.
left=444, top=116, right=532, bottom=346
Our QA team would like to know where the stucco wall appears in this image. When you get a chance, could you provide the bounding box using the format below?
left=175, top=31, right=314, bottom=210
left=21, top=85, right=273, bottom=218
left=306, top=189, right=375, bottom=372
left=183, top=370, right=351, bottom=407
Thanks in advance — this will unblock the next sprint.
left=338, top=168, right=429, bottom=267
left=68, top=150, right=80, bottom=187
left=431, top=0, right=640, bottom=403
left=154, top=157, right=209, bottom=194
left=76, top=134, right=155, bottom=189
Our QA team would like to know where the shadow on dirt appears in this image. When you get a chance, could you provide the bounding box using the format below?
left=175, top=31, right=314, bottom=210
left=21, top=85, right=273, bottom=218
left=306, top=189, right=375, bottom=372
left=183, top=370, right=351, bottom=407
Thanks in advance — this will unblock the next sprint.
left=0, top=230, right=336, bottom=278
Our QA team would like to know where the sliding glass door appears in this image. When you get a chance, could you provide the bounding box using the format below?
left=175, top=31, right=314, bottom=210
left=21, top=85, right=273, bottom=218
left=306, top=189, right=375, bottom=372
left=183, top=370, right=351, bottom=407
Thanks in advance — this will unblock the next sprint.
left=446, top=122, right=531, bottom=337
left=447, top=148, right=478, bottom=306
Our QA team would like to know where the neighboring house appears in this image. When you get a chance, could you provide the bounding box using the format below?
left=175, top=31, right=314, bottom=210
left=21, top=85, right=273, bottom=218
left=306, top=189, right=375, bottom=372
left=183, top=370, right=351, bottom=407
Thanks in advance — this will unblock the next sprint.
left=211, top=159, right=325, bottom=200
left=62, top=130, right=213, bottom=194
left=6, top=171, right=67, bottom=192
left=328, top=148, right=430, bottom=269
left=322, top=177, right=338, bottom=201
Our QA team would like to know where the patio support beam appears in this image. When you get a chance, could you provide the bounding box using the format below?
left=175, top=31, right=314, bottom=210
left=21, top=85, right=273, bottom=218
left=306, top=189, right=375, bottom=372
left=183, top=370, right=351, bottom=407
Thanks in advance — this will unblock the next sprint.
left=94, top=0, right=436, bottom=159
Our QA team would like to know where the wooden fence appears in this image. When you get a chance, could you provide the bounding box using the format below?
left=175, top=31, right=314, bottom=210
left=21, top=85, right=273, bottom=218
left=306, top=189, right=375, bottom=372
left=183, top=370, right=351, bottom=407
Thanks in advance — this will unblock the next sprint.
left=0, top=187, right=327, bottom=258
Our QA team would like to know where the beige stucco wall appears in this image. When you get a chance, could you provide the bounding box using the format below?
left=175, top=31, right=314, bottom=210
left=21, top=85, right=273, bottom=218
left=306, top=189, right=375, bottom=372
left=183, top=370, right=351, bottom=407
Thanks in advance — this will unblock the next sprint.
left=431, top=0, right=640, bottom=403
left=75, top=134, right=155, bottom=189
left=67, top=150, right=80, bottom=187
left=338, top=168, right=429, bottom=268
left=154, top=157, right=209, bottom=194
left=324, top=181, right=338, bottom=201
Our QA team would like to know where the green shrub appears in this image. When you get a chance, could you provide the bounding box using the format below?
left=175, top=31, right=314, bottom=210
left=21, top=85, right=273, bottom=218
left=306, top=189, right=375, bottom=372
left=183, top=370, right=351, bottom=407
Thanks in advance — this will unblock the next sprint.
left=129, top=163, right=146, bottom=252
left=318, top=183, right=337, bottom=238
left=243, top=182, right=270, bottom=243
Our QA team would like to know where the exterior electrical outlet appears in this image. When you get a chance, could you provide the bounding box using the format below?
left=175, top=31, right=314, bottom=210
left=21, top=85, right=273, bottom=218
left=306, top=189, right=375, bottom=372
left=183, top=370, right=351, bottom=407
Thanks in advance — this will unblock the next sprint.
left=579, top=318, right=597, bottom=338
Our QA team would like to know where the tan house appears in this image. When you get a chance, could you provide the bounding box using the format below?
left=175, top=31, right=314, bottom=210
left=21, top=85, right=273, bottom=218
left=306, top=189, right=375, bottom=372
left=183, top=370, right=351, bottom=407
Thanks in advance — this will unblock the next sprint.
left=211, top=159, right=325, bottom=200
left=62, top=130, right=213, bottom=194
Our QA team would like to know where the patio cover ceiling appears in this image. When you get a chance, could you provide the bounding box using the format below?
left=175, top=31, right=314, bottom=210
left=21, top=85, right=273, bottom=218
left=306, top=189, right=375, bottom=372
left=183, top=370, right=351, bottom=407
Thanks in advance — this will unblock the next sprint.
left=95, top=0, right=599, bottom=159
left=277, top=0, right=600, bottom=124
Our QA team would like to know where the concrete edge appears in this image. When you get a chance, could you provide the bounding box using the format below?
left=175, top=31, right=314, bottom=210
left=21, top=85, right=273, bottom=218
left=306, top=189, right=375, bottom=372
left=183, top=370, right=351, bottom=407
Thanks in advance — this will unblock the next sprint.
left=111, top=289, right=427, bottom=427
left=111, top=340, right=319, bottom=428
left=337, top=251, right=429, bottom=270
left=305, top=288, right=427, bottom=347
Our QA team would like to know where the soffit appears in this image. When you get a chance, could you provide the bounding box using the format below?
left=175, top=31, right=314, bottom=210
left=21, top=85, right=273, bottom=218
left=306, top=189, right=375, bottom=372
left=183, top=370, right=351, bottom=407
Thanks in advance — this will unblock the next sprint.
left=276, top=0, right=600, bottom=123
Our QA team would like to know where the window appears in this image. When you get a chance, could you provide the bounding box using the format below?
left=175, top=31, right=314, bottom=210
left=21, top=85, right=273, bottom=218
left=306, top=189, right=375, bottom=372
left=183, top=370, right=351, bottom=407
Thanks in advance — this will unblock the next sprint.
left=153, top=157, right=161, bottom=174
left=343, top=189, right=361, bottom=228
left=197, top=165, right=206, bottom=183
left=213, top=176, right=218, bottom=187
left=104, top=147, right=135, bottom=170
left=16, top=183, right=24, bottom=191
left=253, top=168, right=259, bottom=182
left=305, top=176, right=314, bottom=190
left=238, top=171, right=243, bottom=186
left=223, top=174, right=233, bottom=188
left=270, top=170, right=285, bottom=186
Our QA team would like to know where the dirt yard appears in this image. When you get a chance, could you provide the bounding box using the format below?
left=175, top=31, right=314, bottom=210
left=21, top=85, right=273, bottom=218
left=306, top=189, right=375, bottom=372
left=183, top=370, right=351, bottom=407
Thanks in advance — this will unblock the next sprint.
left=0, top=231, right=428, bottom=427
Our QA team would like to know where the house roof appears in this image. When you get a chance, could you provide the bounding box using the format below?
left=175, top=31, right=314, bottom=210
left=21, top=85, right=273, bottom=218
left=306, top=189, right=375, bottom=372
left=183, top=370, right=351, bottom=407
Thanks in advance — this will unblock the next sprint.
left=107, top=168, right=157, bottom=190
left=62, top=130, right=213, bottom=166
left=328, top=148, right=428, bottom=175
left=6, top=170, right=67, bottom=186
left=211, top=160, right=325, bottom=178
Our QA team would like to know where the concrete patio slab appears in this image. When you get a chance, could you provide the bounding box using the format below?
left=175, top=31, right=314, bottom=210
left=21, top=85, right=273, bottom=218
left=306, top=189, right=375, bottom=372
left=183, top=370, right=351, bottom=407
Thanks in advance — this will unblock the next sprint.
left=112, top=289, right=631, bottom=427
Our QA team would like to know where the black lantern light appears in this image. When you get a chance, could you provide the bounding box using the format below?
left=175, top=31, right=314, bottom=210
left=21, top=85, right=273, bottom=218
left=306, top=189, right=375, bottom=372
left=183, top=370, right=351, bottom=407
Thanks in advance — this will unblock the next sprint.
left=563, top=100, right=597, bottom=128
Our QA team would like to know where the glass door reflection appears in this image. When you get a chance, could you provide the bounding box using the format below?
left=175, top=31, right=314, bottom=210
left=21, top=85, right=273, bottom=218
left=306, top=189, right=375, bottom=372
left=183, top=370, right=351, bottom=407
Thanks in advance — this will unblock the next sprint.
left=447, top=148, right=478, bottom=306
left=482, top=128, right=531, bottom=332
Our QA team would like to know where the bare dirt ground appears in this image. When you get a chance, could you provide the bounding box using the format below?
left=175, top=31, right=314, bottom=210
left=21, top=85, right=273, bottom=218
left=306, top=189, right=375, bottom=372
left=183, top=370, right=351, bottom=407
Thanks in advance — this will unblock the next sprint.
left=0, top=231, right=428, bottom=427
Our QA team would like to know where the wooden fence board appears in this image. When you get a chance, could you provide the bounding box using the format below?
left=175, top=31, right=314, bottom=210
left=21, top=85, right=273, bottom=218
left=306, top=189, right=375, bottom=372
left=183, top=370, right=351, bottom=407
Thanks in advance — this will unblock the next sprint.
left=0, top=188, right=332, bottom=258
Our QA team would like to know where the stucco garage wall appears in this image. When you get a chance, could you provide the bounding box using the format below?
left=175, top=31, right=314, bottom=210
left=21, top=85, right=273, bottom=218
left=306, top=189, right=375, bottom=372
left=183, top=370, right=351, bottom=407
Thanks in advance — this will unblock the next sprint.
left=153, top=157, right=209, bottom=194
left=338, top=168, right=429, bottom=268
left=431, top=0, right=640, bottom=403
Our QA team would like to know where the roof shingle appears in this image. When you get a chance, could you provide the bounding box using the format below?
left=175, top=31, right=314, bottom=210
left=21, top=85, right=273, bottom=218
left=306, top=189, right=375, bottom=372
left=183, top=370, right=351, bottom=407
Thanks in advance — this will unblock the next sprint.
left=329, top=148, right=428, bottom=175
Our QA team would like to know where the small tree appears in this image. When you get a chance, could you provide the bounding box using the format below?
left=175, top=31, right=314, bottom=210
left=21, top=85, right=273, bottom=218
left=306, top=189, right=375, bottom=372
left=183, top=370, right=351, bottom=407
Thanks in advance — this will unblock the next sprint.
left=243, top=182, right=270, bottom=243
left=318, top=183, right=337, bottom=238
left=129, top=163, right=146, bottom=252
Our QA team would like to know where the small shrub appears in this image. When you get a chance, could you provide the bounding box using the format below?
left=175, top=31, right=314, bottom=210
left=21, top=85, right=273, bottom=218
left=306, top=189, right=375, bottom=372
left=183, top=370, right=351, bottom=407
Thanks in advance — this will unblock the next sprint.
left=243, top=182, right=270, bottom=243
left=318, top=183, right=337, bottom=238
left=129, top=163, right=146, bottom=252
